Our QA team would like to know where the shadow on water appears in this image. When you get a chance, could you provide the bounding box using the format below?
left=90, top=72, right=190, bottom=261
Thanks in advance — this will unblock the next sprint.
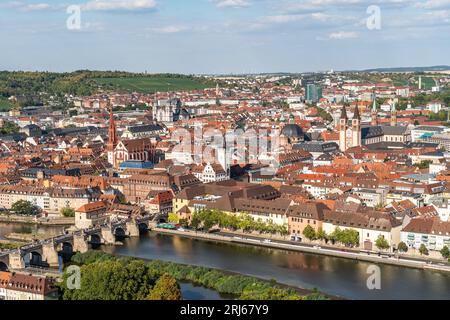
left=180, top=282, right=236, bottom=300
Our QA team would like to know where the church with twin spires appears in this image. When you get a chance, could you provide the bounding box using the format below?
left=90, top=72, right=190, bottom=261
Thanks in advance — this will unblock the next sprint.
left=338, top=99, right=410, bottom=152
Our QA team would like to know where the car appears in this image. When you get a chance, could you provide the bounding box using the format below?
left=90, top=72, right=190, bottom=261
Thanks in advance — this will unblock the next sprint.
left=263, top=239, right=272, bottom=243
left=178, top=227, right=187, bottom=232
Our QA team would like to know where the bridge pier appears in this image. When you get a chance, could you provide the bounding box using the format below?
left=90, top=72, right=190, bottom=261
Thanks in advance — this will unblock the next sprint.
left=9, top=252, right=25, bottom=269
left=101, top=228, right=116, bottom=245
left=42, top=242, right=59, bottom=267
left=73, top=234, right=89, bottom=253
left=126, top=221, right=140, bottom=237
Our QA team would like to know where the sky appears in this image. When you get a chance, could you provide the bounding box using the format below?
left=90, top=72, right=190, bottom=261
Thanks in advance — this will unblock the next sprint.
left=0, top=0, right=449, bottom=74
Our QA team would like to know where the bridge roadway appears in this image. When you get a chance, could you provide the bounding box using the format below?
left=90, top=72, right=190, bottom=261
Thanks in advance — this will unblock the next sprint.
left=0, top=215, right=155, bottom=271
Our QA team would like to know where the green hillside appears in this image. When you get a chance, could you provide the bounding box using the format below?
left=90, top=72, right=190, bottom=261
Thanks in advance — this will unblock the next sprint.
left=94, top=76, right=213, bottom=93
left=0, top=97, right=12, bottom=111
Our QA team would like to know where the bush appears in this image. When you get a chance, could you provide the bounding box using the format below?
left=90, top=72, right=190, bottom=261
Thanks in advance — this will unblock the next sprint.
left=397, top=241, right=408, bottom=253
left=440, top=246, right=449, bottom=259
left=419, top=244, right=429, bottom=256
left=60, top=207, right=75, bottom=217
left=147, top=273, right=181, bottom=300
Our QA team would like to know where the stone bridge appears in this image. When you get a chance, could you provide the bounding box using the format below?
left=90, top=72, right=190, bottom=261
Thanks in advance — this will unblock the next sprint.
left=0, top=216, right=152, bottom=271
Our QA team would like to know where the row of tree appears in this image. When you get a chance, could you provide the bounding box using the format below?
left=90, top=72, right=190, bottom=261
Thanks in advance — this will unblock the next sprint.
left=170, top=209, right=289, bottom=236
left=5, top=200, right=74, bottom=217
left=302, top=226, right=360, bottom=248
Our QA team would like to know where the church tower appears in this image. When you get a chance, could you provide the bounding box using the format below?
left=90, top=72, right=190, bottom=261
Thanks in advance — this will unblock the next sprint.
left=391, top=101, right=397, bottom=126
left=371, top=94, right=378, bottom=126
left=339, top=105, right=348, bottom=152
left=107, top=103, right=118, bottom=167
left=352, top=104, right=361, bottom=148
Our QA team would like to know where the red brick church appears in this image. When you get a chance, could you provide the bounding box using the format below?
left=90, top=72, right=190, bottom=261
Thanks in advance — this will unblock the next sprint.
left=106, top=106, right=156, bottom=169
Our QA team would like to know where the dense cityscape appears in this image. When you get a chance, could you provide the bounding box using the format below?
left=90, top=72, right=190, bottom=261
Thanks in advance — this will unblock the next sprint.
left=0, top=69, right=449, bottom=301
left=1, top=0, right=450, bottom=306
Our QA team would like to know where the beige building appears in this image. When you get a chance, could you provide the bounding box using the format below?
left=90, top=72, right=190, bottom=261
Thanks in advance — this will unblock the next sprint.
left=0, top=185, right=100, bottom=214
left=75, top=201, right=109, bottom=229
left=322, top=210, right=402, bottom=251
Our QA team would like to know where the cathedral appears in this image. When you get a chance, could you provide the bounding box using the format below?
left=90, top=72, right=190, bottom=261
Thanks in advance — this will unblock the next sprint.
left=152, top=98, right=190, bottom=125
left=339, top=99, right=410, bottom=152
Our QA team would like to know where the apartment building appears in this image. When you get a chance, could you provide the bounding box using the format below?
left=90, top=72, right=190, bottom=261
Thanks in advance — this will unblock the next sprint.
left=0, top=272, right=58, bottom=300
left=322, top=210, right=402, bottom=251
left=0, top=185, right=101, bottom=214
left=401, top=217, right=450, bottom=252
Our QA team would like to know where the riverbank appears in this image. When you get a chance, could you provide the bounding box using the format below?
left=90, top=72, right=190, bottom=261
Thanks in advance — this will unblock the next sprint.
left=0, top=215, right=74, bottom=226
left=70, top=250, right=331, bottom=300
left=0, top=240, right=22, bottom=250
left=152, top=228, right=450, bottom=273
left=4, top=232, right=53, bottom=242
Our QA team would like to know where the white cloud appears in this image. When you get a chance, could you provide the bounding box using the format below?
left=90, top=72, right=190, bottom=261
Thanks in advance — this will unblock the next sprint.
left=328, top=31, right=359, bottom=39
left=415, top=0, right=450, bottom=8
left=24, top=3, right=51, bottom=11
left=82, top=0, right=157, bottom=11
left=151, top=25, right=187, bottom=33
left=265, top=14, right=306, bottom=23
left=215, top=0, right=250, bottom=8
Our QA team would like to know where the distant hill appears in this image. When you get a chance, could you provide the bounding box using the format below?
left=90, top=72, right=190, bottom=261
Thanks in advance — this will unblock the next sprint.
left=358, top=65, right=450, bottom=73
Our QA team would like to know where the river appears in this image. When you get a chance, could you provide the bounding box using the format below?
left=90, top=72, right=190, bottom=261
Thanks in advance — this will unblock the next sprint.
left=1, top=223, right=449, bottom=300
left=102, top=232, right=450, bottom=300
left=0, top=223, right=65, bottom=240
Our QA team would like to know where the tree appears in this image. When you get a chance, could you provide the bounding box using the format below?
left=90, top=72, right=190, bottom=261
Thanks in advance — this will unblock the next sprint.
left=179, top=218, right=189, bottom=228
left=11, top=200, right=40, bottom=216
left=440, top=246, right=450, bottom=259
left=0, top=121, right=19, bottom=135
left=375, top=235, right=390, bottom=251
left=302, top=225, right=316, bottom=241
left=60, top=207, right=75, bottom=217
left=328, top=227, right=341, bottom=244
left=397, top=241, right=408, bottom=253
left=415, top=160, right=432, bottom=169
left=316, top=228, right=327, bottom=242
left=168, top=212, right=179, bottom=223
left=337, top=229, right=359, bottom=247
left=147, top=273, right=182, bottom=300
left=62, top=259, right=154, bottom=300
left=190, top=215, right=201, bottom=230
left=419, top=244, right=429, bottom=256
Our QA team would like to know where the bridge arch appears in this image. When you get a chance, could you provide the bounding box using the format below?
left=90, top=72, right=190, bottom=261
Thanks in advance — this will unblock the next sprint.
left=138, top=222, right=149, bottom=234
left=28, top=251, right=43, bottom=267
left=89, top=234, right=102, bottom=245
left=0, top=261, right=8, bottom=271
left=114, top=227, right=127, bottom=240
left=58, top=242, right=74, bottom=262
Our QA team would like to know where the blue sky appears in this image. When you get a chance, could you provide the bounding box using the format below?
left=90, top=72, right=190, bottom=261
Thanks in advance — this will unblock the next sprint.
left=0, top=0, right=449, bottom=74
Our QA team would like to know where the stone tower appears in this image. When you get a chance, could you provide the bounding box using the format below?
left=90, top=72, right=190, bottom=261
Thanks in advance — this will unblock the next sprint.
left=107, top=103, right=118, bottom=167
left=371, top=94, right=378, bottom=126
left=352, top=104, right=361, bottom=148
left=391, top=101, right=397, bottom=127
left=339, top=105, right=348, bottom=152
